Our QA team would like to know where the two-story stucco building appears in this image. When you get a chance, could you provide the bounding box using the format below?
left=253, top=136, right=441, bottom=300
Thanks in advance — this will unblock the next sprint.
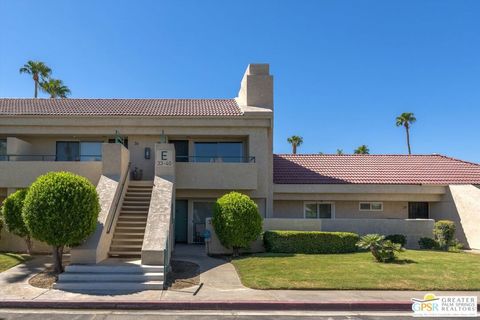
left=1, top=64, right=480, bottom=290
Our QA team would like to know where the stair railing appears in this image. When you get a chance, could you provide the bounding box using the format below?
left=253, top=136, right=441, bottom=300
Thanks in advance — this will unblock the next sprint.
left=107, top=162, right=131, bottom=234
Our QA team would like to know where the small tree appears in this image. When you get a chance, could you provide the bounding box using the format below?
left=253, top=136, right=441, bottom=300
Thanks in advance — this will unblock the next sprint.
left=212, top=192, right=262, bottom=256
left=1, top=189, right=32, bottom=254
left=434, top=220, right=456, bottom=250
left=22, top=172, right=100, bottom=273
left=356, top=234, right=403, bottom=262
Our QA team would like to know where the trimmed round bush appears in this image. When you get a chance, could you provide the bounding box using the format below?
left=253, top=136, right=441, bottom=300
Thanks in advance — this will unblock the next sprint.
left=264, top=230, right=359, bottom=254
left=1, top=189, right=32, bottom=253
left=212, top=192, right=262, bottom=256
left=23, top=172, right=100, bottom=272
left=385, top=234, right=407, bottom=247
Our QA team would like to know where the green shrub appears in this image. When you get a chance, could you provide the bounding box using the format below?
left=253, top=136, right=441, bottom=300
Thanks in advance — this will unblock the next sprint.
left=1, top=189, right=32, bottom=254
left=385, top=234, right=407, bottom=247
left=418, top=237, right=437, bottom=250
left=264, top=230, right=359, bottom=254
left=212, top=192, right=262, bottom=256
left=434, top=220, right=456, bottom=250
left=448, top=239, right=464, bottom=253
left=23, top=172, right=100, bottom=273
left=356, top=234, right=403, bottom=262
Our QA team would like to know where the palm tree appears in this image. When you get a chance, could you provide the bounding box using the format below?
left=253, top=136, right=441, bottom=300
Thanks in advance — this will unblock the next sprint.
left=354, top=145, right=370, bottom=154
left=396, top=112, right=416, bottom=155
left=336, top=149, right=344, bottom=155
left=19, top=61, right=52, bottom=98
left=287, top=136, right=303, bottom=154
left=40, top=79, right=71, bottom=98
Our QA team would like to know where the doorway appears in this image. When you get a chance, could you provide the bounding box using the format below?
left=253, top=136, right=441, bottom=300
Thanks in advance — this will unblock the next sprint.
left=408, top=202, right=429, bottom=219
left=175, top=200, right=188, bottom=243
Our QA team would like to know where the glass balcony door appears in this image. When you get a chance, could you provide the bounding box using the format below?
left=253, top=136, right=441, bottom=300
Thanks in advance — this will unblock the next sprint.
left=56, top=141, right=102, bottom=161
left=194, top=142, right=244, bottom=163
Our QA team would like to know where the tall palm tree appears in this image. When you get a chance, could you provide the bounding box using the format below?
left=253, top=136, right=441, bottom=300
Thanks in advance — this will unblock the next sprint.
left=354, top=145, right=370, bottom=154
left=396, top=112, right=416, bottom=155
left=287, top=136, right=303, bottom=154
left=40, top=79, right=71, bottom=98
left=19, top=61, right=52, bottom=98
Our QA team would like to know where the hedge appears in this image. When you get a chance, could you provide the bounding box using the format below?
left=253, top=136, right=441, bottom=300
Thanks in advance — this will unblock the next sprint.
left=263, top=230, right=359, bottom=254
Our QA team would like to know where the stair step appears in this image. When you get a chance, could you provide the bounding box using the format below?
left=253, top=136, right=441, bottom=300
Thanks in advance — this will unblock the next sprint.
left=117, top=218, right=148, bottom=223
left=58, top=272, right=163, bottom=282
left=116, top=220, right=147, bottom=225
left=115, top=232, right=145, bottom=239
left=110, top=244, right=142, bottom=249
left=109, top=251, right=142, bottom=257
left=120, top=206, right=149, bottom=213
left=53, top=281, right=163, bottom=291
left=65, top=264, right=164, bottom=273
left=119, top=211, right=148, bottom=215
left=115, top=226, right=146, bottom=230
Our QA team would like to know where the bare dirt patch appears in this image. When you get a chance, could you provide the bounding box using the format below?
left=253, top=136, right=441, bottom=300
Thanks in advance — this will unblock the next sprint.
left=166, top=260, right=200, bottom=289
left=28, top=265, right=57, bottom=289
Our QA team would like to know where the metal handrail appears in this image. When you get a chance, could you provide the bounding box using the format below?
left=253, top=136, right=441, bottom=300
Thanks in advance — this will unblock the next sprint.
left=175, top=156, right=256, bottom=163
left=0, top=154, right=102, bottom=161
left=107, top=162, right=131, bottom=234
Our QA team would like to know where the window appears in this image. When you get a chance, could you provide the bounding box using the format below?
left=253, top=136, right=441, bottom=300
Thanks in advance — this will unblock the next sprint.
left=194, top=142, right=244, bottom=163
left=359, top=202, right=383, bottom=211
left=56, top=141, right=102, bottom=161
left=80, top=142, right=102, bottom=161
left=170, top=140, right=189, bottom=162
left=0, top=139, right=6, bottom=161
left=193, top=201, right=216, bottom=243
left=304, top=202, right=334, bottom=219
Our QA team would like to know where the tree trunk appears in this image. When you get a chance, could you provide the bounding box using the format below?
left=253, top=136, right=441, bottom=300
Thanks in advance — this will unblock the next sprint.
left=406, top=126, right=411, bottom=155
left=232, top=247, right=240, bottom=257
left=292, top=144, right=297, bottom=155
left=34, top=80, right=38, bottom=98
left=25, top=235, right=32, bottom=255
left=52, top=245, right=64, bottom=274
left=370, top=246, right=381, bottom=262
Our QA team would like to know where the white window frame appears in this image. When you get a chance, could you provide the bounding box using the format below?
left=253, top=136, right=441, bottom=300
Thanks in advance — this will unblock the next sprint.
left=303, top=202, right=335, bottom=219
left=359, top=202, right=384, bottom=212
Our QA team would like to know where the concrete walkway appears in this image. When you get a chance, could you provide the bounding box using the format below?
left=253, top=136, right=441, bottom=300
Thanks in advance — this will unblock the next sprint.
left=0, top=245, right=479, bottom=303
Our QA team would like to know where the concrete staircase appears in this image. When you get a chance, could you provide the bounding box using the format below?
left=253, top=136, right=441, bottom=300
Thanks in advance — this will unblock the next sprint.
left=54, top=181, right=165, bottom=291
left=54, top=262, right=164, bottom=291
left=109, top=181, right=153, bottom=258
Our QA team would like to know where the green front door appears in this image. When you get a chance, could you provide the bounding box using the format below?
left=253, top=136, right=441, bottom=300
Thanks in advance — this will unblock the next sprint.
left=175, top=200, right=188, bottom=243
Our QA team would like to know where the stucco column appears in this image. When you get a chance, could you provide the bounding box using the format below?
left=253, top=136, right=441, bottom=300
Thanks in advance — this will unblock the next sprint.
left=154, top=143, right=175, bottom=182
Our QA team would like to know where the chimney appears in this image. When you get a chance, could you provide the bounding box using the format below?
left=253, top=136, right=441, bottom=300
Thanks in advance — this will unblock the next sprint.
left=236, top=64, right=273, bottom=110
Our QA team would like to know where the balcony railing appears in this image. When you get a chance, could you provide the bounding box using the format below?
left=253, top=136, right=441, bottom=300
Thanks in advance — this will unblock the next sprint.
left=175, top=156, right=255, bottom=163
left=0, top=155, right=102, bottom=161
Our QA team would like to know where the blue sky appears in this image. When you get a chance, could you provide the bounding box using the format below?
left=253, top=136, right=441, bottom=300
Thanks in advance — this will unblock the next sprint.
left=1, top=1, right=479, bottom=162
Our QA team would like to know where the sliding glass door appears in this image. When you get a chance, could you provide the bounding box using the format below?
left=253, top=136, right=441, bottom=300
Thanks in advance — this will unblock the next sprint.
left=56, top=141, right=102, bottom=161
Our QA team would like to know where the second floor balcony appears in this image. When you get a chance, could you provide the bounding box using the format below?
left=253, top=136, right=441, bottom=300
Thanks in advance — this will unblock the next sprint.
left=174, top=156, right=257, bottom=190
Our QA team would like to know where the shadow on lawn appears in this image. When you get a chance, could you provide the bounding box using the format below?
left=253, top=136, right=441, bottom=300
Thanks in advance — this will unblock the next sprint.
left=385, top=258, right=417, bottom=265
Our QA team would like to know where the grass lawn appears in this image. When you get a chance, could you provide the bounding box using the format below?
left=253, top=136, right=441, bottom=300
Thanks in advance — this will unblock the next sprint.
left=232, top=250, right=480, bottom=290
left=0, top=253, right=27, bottom=272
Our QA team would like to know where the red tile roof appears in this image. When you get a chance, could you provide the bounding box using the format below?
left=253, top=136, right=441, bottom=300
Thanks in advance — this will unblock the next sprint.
left=0, top=98, right=242, bottom=116
left=274, top=154, right=480, bottom=185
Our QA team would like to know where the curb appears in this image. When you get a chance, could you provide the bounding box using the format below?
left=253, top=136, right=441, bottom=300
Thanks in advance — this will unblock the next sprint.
left=0, top=300, right=416, bottom=311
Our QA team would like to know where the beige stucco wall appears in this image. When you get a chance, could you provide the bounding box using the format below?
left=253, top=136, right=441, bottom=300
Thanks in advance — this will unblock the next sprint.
left=0, top=161, right=102, bottom=189
left=273, top=200, right=408, bottom=219
left=0, top=226, right=51, bottom=253
left=70, top=144, right=130, bottom=264
left=430, top=185, right=480, bottom=249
